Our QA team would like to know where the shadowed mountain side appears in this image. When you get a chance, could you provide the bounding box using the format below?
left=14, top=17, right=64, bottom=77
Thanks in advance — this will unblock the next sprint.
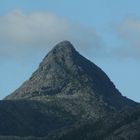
left=0, top=104, right=140, bottom=140
left=46, top=106, right=140, bottom=140
left=0, top=100, right=76, bottom=137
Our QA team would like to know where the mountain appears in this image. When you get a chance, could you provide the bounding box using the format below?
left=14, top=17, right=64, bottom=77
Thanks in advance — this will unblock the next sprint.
left=0, top=40, right=139, bottom=139
left=6, top=41, right=136, bottom=109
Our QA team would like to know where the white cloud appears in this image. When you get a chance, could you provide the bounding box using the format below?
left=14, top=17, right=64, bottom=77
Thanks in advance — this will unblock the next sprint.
left=1, top=10, right=140, bottom=61
left=116, top=17, right=140, bottom=58
left=0, top=10, right=102, bottom=60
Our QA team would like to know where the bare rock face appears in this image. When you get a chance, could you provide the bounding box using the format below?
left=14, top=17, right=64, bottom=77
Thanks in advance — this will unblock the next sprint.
left=5, top=41, right=136, bottom=118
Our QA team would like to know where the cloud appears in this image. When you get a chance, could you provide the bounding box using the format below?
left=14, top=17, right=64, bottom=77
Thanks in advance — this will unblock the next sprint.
left=115, top=17, right=140, bottom=59
left=0, top=10, right=103, bottom=61
left=1, top=10, right=140, bottom=61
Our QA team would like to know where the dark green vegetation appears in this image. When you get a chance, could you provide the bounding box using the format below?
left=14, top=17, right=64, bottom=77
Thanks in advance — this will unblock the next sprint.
left=1, top=41, right=139, bottom=139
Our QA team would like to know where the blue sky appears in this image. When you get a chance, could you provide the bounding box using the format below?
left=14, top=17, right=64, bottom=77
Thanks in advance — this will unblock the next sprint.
left=0, top=0, right=140, bottom=102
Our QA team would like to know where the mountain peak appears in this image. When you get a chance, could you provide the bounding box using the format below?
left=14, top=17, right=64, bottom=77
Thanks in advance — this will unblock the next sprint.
left=40, top=40, right=77, bottom=68
left=5, top=41, right=136, bottom=113
left=49, top=40, right=75, bottom=55
left=48, top=40, right=75, bottom=56
left=54, top=40, right=74, bottom=49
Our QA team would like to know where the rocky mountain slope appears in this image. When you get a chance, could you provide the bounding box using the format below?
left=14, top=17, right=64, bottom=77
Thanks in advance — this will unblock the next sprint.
left=0, top=41, right=139, bottom=139
left=46, top=105, right=140, bottom=140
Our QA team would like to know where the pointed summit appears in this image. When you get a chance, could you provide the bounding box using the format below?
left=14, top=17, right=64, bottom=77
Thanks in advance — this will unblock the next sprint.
left=5, top=41, right=136, bottom=116
left=52, top=40, right=75, bottom=50
left=40, top=40, right=77, bottom=67
left=39, top=40, right=86, bottom=75
left=47, top=40, right=76, bottom=57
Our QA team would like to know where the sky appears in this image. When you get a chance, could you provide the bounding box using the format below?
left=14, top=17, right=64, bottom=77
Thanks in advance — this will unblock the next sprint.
left=0, top=0, right=140, bottom=102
